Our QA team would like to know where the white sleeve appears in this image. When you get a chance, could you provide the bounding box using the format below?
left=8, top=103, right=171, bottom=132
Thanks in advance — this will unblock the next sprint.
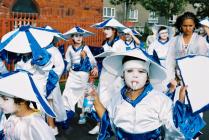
left=84, top=46, right=97, bottom=67
left=198, top=36, right=209, bottom=56
left=147, top=42, right=155, bottom=55
left=50, top=47, right=64, bottom=78
left=113, top=39, right=126, bottom=52
left=65, top=46, right=72, bottom=70
left=165, top=38, right=176, bottom=83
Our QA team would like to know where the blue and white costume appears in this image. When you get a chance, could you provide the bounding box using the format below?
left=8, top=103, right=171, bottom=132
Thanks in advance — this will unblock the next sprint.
left=166, top=33, right=208, bottom=82
left=3, top=112, right=55, bottom=140
left=0, top=59, right=8, bottom=74
left=62, top=45, right=97, bottom=112
left=46, top=46, right=67, bottom=123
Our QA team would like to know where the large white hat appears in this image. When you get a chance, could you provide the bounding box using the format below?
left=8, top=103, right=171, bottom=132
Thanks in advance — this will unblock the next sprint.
left=91, top=18, right=127, bottom=31
left=0, top=71, right=56, bottom=118
left=152, top=24, right=175, bottom=39
left=200, top=17, right=209, bottom=27
left=103, top=48, right=166, bottom=84
left=63, top=26, right=94, bottom=39
left=43, top=25, right=66, bottom=42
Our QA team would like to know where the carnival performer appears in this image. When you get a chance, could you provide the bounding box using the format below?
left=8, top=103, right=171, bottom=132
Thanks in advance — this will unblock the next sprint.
left=62, top=26, right=98, bottom=125
left=0, top=71, right=56, bottom=140
left=91, top=49, right=205, bottom=140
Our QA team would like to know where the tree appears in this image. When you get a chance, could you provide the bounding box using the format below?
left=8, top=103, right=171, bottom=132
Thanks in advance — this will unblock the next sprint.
left=139, top=0, right=188, bottom=24
left=110, top=0, right=139, bottom=21
left=188, top=0, right=209, bottom=18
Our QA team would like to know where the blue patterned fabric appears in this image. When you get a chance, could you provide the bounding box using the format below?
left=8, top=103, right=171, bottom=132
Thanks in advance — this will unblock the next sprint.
left=72, top=56, right=92, bottom=72
left=86, top=110, right=100, bottom=122
left=173, top=100, right=206, bottom=139
left=46, top=70, right=59, bottom=98
left=0, top=130, right=4, bottom=140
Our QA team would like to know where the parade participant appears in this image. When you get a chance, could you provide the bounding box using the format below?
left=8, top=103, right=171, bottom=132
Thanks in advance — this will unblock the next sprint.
left=166, top=12, right=208, bottom=86
left=148, top=25, right=174, bottom=67
left=62, top=26, right=98, bottom=125
left=122, top=28, right=141, bottom=51
left=89, top=18, right=127, bottom=135
left=91, top=49, right=205, bottom=140
left=0, top=71, right=56, bottom=140
left=199, top=17, right=209, bottom=50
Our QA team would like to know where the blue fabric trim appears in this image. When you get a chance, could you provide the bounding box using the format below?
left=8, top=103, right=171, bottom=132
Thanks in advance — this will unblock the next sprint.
left=75, top=26, right=85, bottom=33
left=0, top=130, right=4, bottom=140
left=106, top=36, right=120, bottom=47
left=72, top=45, right=84, bottom=52
left=125, top=40, right=133, bottom=46
left=98, top=111, right=114, bottom=140
left=115, top=127, right=161, bottom=140
left=72, top=56, right=92, bottom=72
left=121, top=84, right=153, bottom=107
left=45, top=43, right=54, bottom=50
left=28, top=74, right=56, bottom=118
left=95, top=18, right=112, bottom=28
left=165, top=90, right=175, bottom=101
left=25, top=30, right=51, bottom=66
left=66, top=110, right=75, bottom=122
left=206, top=36, right=209, bottom=44
left=0, top=30, right=19, bottom=51
left=46, top=70, right=59, bottom=98
left=86, top=110, right=100, bottom=122
left=55, top=119, right=69, bottom=129
left=173, top=100, right=206, bottom=139
left=157, top=38, right=169, bottom=45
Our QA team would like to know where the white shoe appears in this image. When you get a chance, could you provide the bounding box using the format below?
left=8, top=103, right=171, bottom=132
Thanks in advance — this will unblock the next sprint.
left=88, top=125, right=99, bottom=135
left=50, top=127, right=59, bottom=136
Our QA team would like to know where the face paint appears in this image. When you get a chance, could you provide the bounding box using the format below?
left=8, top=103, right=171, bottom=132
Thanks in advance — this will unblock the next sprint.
left=0, top=96, right=17, bottom=114
left=159, top=29, right=168, bottom=40
left=72, top=34, right=83, bottom=44
left=124, top=68, right=148, bottom=91
left=103, top=27, right=114, bottom=38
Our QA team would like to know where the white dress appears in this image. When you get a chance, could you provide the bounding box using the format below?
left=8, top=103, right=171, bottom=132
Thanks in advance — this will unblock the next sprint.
left=62, top=45, right=97, bottom=112
left=0, top=59, right=8, bottom=74
left=166, top=33, right=208, bottom=83
left=3, top=112, right=55, bottom=140
left=46, top=46, right=67, bottom=122
left=98, top=39, right=126, bottom=107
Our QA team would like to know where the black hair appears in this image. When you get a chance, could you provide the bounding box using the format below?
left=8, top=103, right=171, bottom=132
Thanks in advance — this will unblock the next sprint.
left=14, top=97, right=30, bottom=107
left=174, top=12, right=200, bottom=33
left=158, top=26, right=167, bottom=33
left=102, top=27, right=118, bottom=47
left=122, top=56, right=146, bottom=65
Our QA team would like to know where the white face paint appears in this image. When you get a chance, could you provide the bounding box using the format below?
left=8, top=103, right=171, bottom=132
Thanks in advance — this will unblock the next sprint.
left=125, top=34, right=132, bottom=42
left=159, top=29, right=169, bottom=40
left=72, top=34, right=83, bottom=44
left=0, top=96, right=17, bottom=114
left=124, top=68, right=148, bottom=91
left=103, top=27, right=114, bottom=38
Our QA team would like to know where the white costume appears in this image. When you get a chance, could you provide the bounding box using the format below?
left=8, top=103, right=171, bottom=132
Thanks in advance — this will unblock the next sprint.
left=62, top=45, right=97, bottom=112
left=46, top=46, right=67, bottom=122
left=166, top=33, right=208, bottom=82
left=98, top=38, right=126, bottom=107
left=3, top=112, right=55, bottom=140
left=0, top=59, right=8, bottom=74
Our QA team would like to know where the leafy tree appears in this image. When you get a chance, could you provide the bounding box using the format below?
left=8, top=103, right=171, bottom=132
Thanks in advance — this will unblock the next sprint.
left=188, top=0, right=209, bottom=18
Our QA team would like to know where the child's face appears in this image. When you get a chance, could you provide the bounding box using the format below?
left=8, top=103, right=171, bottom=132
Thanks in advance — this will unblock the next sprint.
left=103, top=27, right=114, bottom=38
left=125, top=34, right=132, bottom=41
left=159, top=29, right=168, bottom=40
left=0, top=96, right=17, bottom=114
left=72, top=34, right=83, bottom=44
left=124, top=68, right=148, bottom=90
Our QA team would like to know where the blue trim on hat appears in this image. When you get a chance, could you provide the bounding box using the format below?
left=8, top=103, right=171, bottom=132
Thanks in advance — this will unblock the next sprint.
left=95, top=18, right=112, bottom=28
left=28, top=74, right=56, bottom=118
left=206, top=35, right=209, bottom=44
left=75, top=26, right=85, bottom=33
left=0, top=30, right=19, bottom=51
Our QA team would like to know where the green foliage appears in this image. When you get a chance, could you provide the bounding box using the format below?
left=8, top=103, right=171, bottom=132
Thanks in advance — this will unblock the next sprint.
left=188, top=0, right=209, bottom=18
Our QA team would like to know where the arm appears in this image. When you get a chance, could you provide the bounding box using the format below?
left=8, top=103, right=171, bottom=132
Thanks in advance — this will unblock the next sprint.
left=128, top=31, right=140, bottom=45
left=65, top=46, right=72, bottom=71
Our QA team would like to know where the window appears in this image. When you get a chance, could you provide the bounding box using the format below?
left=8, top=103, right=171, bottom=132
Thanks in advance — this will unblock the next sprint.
left=148, top=12, right=158, bottom=24
left=103, top=7, right=115, bottom=18
left=129, top=9, right=138, bottom=21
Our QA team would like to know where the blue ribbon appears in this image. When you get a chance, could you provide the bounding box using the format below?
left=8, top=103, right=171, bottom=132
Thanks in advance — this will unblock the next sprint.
left=0, top=30, right=19, bottom=51
left=95, top=18, right=112, bottom=28
left=46, top=70, right=59, bottom=98
left=75, top=26, right=85, bottom=33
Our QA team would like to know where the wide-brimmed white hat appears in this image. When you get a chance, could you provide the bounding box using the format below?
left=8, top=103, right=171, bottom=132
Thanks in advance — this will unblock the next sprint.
left=152, top=24, right=175, bottom=39
left=91, top=18, right=127, bottom=31
left=200, top=17, right=209, bottom=27
left=63, top=26, right=94, bottom=39
left=0, top=71, right=56, bottom=118
left=103, top=48, right=166, bottom=84
left=122, top=28, right=141, bottom=36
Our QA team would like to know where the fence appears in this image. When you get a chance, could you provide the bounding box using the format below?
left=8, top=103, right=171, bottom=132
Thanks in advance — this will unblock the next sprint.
left=0, top=17, right=105, bottom=82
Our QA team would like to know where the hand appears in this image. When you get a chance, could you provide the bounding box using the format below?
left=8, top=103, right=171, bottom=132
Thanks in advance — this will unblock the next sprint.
left=169, top=79, right=178, bottom=92
left=90, top=67, right=98, bottom=77
left=179, top=85, right=188, bottom=103
left=80, top=50, right=87, bottom=58
left=89, top=89, right=100, bottom=104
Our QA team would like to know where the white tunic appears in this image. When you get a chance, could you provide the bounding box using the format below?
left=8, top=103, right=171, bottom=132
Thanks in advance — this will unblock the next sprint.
left=3, top=112, right=55, bottom=140
left=166, top=33, right=208, bottom=82
left=63, top=45, right=97, bottom=111
left=106, top=87, right=184, bottom=139
left=98, top=39, right=126, bottom=107
left=46, top=46, right=67, bottom=122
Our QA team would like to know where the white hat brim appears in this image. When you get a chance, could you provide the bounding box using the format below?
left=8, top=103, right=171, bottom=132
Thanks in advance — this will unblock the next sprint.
left=103, top=49, right=166, bottom=84
left=200, top=18, right=209, bottom=27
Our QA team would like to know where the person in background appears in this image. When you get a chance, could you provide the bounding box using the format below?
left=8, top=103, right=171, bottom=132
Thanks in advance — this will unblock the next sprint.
left=62, top=26, right=98, bottom=126
left=199, top=17, right=209, bottom=50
